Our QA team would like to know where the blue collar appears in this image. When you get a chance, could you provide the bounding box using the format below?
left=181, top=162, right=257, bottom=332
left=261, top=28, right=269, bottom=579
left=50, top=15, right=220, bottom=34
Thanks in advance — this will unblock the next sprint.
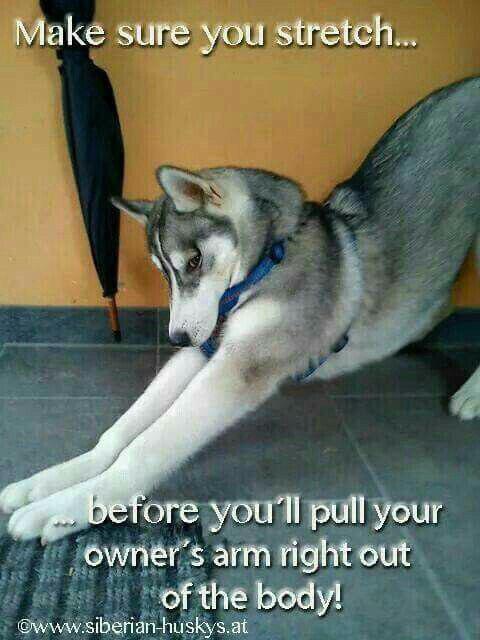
left=293, top=333, right=348, bottom=382
left=200, top=241, right=286, bottom=358
left=200, top=225, right=354, bottom=381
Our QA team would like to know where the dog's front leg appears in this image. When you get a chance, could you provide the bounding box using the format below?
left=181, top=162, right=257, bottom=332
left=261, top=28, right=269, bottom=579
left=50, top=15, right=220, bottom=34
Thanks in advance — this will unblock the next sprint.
left=7, top=350, right=285, bottom=542
left=0, top=347, right=206, bottom=513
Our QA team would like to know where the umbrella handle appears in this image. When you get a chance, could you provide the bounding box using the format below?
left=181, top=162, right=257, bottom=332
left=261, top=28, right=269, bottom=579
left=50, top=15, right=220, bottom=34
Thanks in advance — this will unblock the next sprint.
left=107, top=295, right=122, bottom=343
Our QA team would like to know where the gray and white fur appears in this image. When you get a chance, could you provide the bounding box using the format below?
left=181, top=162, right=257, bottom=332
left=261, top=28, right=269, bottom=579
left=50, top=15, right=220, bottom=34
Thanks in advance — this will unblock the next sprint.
left=2, top=77, right=479, bottom=543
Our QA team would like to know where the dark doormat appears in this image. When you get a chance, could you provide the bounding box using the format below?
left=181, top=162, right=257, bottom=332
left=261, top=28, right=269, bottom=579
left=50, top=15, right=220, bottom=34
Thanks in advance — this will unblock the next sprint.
left=0, top=520, right=215, bottom=639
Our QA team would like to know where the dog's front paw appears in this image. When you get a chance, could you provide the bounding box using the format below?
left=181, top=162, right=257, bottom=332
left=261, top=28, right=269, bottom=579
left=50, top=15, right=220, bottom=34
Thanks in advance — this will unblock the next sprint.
left=0, top=472, right=67, bottom=514
left=7, top=486, right=91, bottom=544
left=0, top=454, right=102, bottom=515
left=0, top=479, right=35, bottom=514
left=450, top=387, right=480, bottom=420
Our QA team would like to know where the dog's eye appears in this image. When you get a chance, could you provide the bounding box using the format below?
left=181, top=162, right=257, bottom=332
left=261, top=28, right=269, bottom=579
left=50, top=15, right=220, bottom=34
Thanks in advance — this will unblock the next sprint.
left=186, top=251, right=202, bottom=273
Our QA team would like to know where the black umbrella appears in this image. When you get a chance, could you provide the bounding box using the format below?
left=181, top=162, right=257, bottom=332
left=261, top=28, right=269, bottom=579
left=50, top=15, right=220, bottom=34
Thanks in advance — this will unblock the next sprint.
left=40, top=0, right=124, bottom=341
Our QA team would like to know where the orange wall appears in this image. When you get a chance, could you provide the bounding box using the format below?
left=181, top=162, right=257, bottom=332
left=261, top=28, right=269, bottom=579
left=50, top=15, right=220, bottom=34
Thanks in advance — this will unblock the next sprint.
left=0, top=1, right=479, bottom=308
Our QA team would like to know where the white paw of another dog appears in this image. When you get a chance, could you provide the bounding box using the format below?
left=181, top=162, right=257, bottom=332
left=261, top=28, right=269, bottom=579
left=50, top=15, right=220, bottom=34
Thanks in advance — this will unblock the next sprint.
left=450, top=386, right=480, bottom=420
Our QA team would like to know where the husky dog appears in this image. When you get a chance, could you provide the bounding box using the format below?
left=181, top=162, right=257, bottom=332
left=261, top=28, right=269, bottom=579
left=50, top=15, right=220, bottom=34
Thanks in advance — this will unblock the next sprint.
left=2, top=77, right=479, bottom=543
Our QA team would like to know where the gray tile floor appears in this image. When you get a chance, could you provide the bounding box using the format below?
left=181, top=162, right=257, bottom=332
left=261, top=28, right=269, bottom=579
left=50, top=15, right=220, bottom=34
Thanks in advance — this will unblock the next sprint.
left=0, top=343, right=479, bottom=639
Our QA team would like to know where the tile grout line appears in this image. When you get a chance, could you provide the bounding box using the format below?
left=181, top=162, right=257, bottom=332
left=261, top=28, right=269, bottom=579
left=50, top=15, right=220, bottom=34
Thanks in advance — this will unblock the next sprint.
left=332, top=401, right=473, bottom=640
left=0, top=396, right=138, bottom=401
left=2, top=342, right=156, bottom=350
left=327, top=392, right=444, bottom=399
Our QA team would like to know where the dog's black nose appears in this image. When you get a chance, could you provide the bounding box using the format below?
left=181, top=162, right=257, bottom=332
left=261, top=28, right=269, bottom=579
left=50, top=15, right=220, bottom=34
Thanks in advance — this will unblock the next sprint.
left=168, top=331, right=191, bottom=347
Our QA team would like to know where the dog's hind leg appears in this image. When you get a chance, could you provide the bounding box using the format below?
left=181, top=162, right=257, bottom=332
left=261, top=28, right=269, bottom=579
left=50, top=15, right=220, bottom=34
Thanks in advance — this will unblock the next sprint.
left=0, top=347, right=206, bottom=513
left=450, top=366, right=480, bottom=419
left=449, top=233, right=480, bottom=420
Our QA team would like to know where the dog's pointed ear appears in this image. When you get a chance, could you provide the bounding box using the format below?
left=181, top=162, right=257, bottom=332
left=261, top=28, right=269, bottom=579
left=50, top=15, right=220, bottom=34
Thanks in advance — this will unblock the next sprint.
left=156, top=165, right=222, bottom=212
left=111, top=197, right=153, bottom=226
